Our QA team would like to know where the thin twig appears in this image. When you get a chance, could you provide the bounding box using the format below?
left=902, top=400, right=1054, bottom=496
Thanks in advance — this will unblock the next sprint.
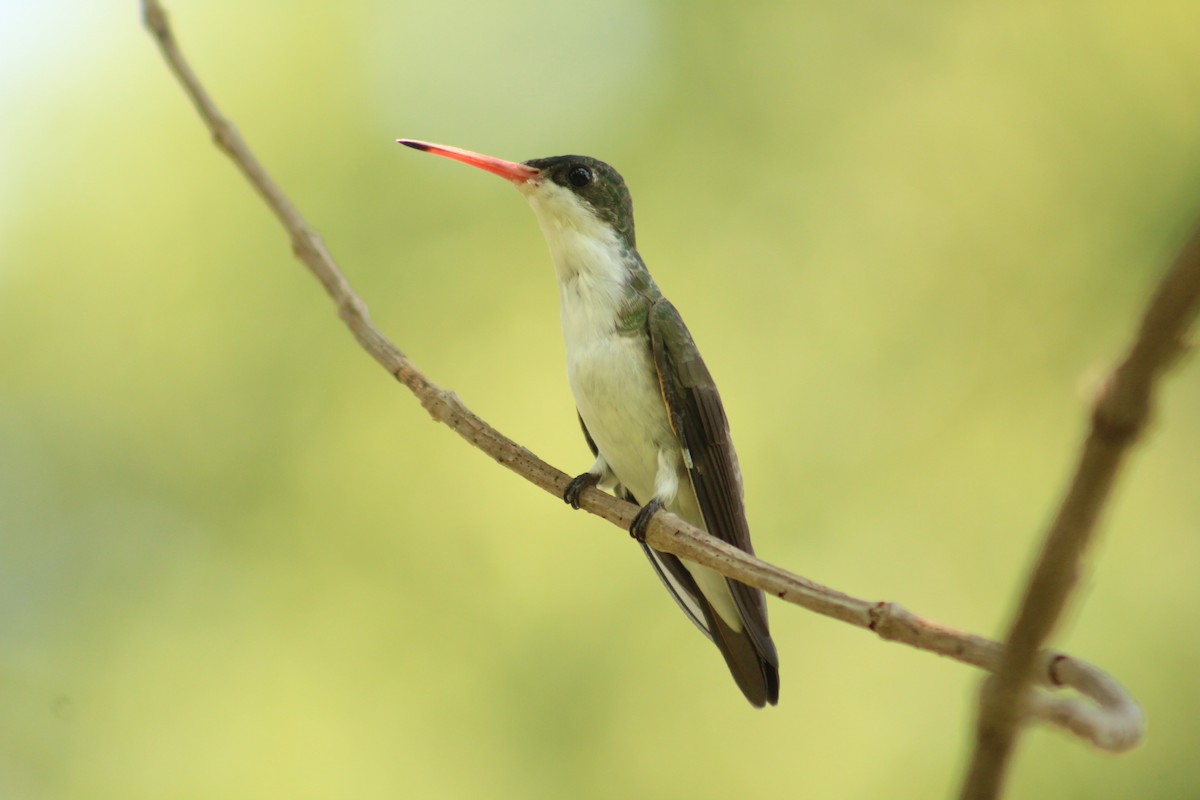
left=959, top=229, right=1200, bottom=799
left=142, top=0, right=1149, bottom=763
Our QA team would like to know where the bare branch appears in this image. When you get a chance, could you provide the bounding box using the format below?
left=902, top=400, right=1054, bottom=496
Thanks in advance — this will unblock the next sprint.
left=959, top=229, right=1200, bottom=798
left=142, top=0, right=1150, bottom=767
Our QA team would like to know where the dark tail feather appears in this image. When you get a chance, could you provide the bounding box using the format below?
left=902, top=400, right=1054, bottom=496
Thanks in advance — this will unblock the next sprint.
left=709, top=608, right=780, bottom=707
left=642, top=545, right=780, bottom=707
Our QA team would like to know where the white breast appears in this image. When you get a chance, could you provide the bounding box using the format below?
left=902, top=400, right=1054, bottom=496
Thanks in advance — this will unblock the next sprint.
left=565, top=327, right=670, bottom=503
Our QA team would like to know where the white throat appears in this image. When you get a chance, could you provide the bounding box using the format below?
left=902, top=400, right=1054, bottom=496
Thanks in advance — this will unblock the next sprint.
left=520, top=180, right=631, bottom=340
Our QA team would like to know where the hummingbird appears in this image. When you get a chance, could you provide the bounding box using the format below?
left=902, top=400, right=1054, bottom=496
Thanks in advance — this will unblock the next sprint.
left=398, top=139, right=780, bottom=707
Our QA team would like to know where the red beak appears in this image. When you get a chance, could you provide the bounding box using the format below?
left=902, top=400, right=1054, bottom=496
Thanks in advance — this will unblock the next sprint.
left=397, top=139, right=540, bottom=183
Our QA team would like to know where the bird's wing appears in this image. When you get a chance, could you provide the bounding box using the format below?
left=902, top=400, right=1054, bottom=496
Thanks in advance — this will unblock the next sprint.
left=646, top=298, right=774, bottom=656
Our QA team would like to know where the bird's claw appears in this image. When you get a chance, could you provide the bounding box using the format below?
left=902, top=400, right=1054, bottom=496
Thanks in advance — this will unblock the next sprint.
left=563, top=472, right=600, bottom=509
left=629, top=498, right=664, bottom=543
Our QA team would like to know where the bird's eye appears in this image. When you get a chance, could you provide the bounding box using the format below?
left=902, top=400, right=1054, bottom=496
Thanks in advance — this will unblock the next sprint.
left=567, top=166, right=592, bottom=188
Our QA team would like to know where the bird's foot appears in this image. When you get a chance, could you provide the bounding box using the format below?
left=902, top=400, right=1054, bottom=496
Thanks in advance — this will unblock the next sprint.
left=629, top=498, right=664, bottom=543
left=563, top=472, right=600, bottom=509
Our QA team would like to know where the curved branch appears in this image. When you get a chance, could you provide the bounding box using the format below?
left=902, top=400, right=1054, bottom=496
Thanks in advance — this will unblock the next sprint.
left=959, top=227, right=1200, bottom=798
left=142, top=0, right=1147, bottom=763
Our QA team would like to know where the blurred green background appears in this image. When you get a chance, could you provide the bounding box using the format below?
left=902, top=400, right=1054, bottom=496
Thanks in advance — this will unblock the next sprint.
left=2, top=1, right=1199, bottom=798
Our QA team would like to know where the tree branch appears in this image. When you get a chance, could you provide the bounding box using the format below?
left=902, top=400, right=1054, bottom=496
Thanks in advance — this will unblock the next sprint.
left=959, top=228, right=1200, bottom=798
left=143, top=0, right=1153, bottom=769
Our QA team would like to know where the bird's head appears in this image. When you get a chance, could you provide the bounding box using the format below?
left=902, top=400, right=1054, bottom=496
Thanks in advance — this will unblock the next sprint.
left=398, top=139, right=637, bottom=252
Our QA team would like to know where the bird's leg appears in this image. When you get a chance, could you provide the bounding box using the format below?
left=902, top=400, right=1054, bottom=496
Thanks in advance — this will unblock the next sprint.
left=563, top=452, right=613, bottom=509
left=629, top=498, right=664, bottom=543
left=563, top=472, right=600, bottom=509
left=630, top=448, right=682, bottom=542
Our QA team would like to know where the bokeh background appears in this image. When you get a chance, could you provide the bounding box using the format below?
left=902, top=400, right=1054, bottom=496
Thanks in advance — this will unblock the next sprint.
left=3, top=2, right=1199, bottom=798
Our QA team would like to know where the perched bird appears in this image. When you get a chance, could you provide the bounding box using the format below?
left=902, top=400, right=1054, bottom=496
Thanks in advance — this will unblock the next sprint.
left=398, top=139, right=779, bottom=706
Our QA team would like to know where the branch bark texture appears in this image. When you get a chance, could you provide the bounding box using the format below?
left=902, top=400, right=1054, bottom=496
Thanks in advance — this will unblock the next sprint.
left=141, top=1, right=1181, bottom=793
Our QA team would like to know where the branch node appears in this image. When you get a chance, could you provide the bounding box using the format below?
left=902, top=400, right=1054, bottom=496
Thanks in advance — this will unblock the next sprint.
left=1090, top=373, right=1149, bottom=445
left=1045, top=653, right=1069, bottom=688
left=141, top=0, right=171, bottom=43
left=868, top=601, right=905, bottom=635
left=210, top=120, right=240, bottom=157
left=338, top=293, right=369, bottom=326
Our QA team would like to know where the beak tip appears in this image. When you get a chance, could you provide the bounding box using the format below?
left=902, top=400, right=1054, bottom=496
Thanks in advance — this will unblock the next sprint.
left=395, top=138, right=538, bottom=183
